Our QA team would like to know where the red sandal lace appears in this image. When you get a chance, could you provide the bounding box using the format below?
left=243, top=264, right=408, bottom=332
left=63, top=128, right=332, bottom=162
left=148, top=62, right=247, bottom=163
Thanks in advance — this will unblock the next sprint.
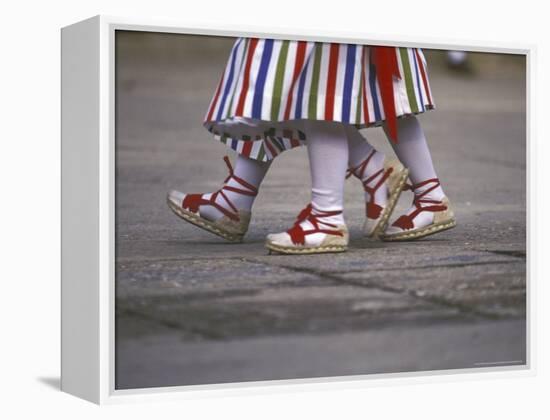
left=180, top=156, right=258, bottom=222
left=346, top=150, right=393, bottom=220
left=392, top=178, right=447, bottom=230
left=286, top=205, right=344, bottom=246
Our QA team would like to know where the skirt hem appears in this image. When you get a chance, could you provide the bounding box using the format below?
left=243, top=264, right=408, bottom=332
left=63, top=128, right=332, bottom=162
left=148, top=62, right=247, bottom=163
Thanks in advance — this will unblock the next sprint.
left=206, top=107, right=434, bottom=162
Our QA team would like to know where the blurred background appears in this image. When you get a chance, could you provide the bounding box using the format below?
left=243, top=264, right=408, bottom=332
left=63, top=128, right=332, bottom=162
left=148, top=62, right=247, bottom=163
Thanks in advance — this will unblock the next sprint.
left=115, top=32, right=526, bottom=389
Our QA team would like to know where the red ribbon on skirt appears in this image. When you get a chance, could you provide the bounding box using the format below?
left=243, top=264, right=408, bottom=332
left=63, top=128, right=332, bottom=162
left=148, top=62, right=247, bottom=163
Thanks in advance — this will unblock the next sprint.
left=371, top=46, right=401, bottom=143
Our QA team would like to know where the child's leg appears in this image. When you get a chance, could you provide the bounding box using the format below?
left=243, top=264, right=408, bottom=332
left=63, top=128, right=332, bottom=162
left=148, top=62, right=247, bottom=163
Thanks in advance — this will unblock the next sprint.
left=381, top=115, right=456, bottom=240
left=346, top=125, right=388, bottom=207
left=387, top=115, right=444, bottom=200
left=266, top=120, right=349, bottom=254
left=197, top=155, right=270, bottom=221
left=345, top=125, right=409, bottom=238
left=307, top=121, right=348, bottom=225
left=167, top=154, right=270, bottom=242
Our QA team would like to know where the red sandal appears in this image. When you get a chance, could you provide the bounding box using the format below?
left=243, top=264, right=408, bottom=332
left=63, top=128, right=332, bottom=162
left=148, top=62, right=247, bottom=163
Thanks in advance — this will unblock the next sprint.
left=347, top=151, right=409, bottom=239
left=265, top=204, right=349, bottom=255
left=166, top=156, right=257, bottom=242
left=381, top=178, right=456, bottom=241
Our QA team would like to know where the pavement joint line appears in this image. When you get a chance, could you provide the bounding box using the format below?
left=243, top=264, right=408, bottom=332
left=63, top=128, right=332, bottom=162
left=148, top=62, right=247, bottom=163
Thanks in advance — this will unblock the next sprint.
left=241, top=257, right=508, bottom=321
left=115, top=253, right=525, bottom=268
left=116, top=255, right=263, bottom=265
left=117, top=307, right=225, bottom=340
left=326, top=258, right=524, bottom=275
left=481, top=249, right=526, bottom=259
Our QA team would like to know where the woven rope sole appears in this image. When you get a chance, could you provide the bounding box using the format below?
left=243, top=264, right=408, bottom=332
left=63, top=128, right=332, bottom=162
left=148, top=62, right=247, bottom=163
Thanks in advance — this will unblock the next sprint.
left=368, top=167, right=410, bottom=239
left=265, top=242, right=348, bottom=255
left=166, top=196, right=244, bottom=243
left=380, top=218, right=457, bottom=242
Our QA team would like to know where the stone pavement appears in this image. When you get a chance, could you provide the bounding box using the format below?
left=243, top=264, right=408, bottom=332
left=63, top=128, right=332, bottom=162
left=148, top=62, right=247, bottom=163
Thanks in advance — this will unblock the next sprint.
left=114, top=33, right=527, bottom=389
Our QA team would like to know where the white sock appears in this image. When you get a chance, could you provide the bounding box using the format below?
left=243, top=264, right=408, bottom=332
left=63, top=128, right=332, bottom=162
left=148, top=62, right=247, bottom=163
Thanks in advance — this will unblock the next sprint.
left=304, top=120, right=348, bottom=227
left=386, top=115, right=445, bottom=201
left=345, top=125, right=388, bottom=208
left=200, top=155, right=270, bottom=221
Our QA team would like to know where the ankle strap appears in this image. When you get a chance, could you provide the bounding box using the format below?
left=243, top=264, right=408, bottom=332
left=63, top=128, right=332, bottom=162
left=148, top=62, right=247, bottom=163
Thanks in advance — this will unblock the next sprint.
left=287, top=204, right=344, bottom=245
left=392, top=178, right=446, bottom=230
left=347, top=151, right=392, bottom=218
left=221, top=156, right=258, bottom=197
left=405, top=178, right=441, bottom=203
left=346, top=150, right=391, bottom=194
left=181, top=156, right=258, bottom=222
left=346, top=150, right=377, bottom=180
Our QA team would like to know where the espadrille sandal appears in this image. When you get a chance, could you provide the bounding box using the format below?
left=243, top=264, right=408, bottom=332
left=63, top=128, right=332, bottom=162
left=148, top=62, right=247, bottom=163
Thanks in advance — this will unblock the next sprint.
left=347, top=152, right=409, bottom=239
left=265, top=205, right=349, bottom=255
left=166, top=156, right=257, bottom=243
left=380, top=178, right=456, bottom=241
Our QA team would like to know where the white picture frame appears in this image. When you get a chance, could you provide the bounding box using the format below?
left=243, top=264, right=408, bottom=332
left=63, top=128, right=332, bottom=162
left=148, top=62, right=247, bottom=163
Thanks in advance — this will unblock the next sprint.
left=61, top=15, right=534, bottom=404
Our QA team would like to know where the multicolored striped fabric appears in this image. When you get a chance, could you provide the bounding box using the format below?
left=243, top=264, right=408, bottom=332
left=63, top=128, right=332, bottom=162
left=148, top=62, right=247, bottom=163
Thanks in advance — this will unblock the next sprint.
left=204, top=38, right=434, bottom=162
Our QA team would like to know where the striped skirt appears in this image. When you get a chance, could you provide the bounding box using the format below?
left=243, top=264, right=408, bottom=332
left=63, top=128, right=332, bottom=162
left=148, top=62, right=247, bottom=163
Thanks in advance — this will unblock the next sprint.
left=204, top=38, right=434, bottom=162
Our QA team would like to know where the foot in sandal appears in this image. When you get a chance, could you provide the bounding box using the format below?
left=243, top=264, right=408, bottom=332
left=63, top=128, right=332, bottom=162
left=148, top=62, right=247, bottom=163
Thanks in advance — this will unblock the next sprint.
left=265, top=204, right=349, bottom=255
left=166, top=156, right=257, bottom=242
left=381, top=178, right=456, bottom=241
left=347, top=151, right=409, bottom=239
